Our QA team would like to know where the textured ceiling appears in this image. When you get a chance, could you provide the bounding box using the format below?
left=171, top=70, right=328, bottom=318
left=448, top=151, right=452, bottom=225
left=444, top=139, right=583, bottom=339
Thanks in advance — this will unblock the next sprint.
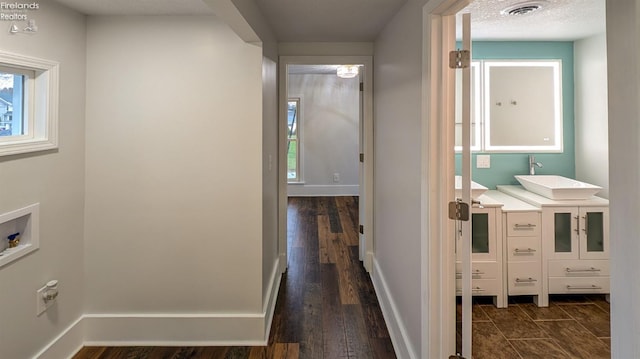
left=460, top=0, right=606, bottom=40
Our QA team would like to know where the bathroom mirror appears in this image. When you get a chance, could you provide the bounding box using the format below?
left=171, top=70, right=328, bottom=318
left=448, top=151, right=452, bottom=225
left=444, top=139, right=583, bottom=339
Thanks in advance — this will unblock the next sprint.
left=484, top=60, right=562, bottom=152
left=455, top=62, right=481, bottom=151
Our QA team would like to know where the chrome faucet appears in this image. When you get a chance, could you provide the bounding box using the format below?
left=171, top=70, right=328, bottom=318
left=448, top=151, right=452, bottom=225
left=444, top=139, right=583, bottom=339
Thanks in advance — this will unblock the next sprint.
left=529, top=155, right=543, bottom=175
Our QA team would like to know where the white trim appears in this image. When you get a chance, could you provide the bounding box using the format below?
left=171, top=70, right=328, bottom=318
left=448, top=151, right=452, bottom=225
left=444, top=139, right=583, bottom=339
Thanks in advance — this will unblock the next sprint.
left=33, top=316, right=84, bottom=359
left=424, top=0, right=472, bottom=357
left=278, top=55, right=374, bottom=273
left=287, top=184, right=359, bottom=197
left=0, top=203, right=40, bottom=268
left=372, top=258, right=417, bottom=359
left=83, top=313, right=268, bottom=346
left=286, top=94, right=304, bottom=183
left=0, top=50, right=59, bottom=157
left=33, top=300, right=281, bottom=358
left=263, top=258, right=282, bottom=339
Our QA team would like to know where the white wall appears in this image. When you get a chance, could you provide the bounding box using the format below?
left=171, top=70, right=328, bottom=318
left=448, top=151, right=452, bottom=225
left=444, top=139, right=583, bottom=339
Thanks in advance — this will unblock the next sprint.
left=372, top=0, right=424, bottom=357
left=84, top=15, right=266, bottom=342
left=575, top=33, right=609, bottom=199
left=288, top=74, right=360, bottom=196
left=606, top=2, right=640, bottom=357
left=0, top=2, right=86, bottom=358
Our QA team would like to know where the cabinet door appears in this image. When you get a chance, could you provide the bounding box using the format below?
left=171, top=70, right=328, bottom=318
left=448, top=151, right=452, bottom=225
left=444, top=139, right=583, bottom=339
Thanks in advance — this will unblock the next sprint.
left=455, top=208, right=497, bottom=262
left=544, top=207, right=579, bottom=260
left=579, top=207, right=609, bottom=260
left=470, top=208, right=496, bottom=261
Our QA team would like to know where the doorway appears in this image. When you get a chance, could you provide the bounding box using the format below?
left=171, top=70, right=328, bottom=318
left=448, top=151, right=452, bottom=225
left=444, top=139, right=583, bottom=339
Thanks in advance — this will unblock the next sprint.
left=278, top=56, right=374, bottom=274
left=424, top=0, right=610, bottom=357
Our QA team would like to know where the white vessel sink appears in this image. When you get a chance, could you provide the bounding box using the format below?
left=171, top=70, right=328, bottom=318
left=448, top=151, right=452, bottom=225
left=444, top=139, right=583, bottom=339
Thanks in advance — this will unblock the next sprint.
left=515, top=175, right=602, bottom=200
left=455, top=176, right=488, bottom=199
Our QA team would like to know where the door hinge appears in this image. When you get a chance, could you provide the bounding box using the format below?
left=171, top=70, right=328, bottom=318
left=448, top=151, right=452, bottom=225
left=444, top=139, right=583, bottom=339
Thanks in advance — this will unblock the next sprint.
left=448, top=199, right=470, bottom=221
left=359, top=82, right=364, bottom=91
left=359, top=153, right=364, bottom=162
left=449, top=50, right=470, bottom=69
left=359, top=225, right=364, bottom=234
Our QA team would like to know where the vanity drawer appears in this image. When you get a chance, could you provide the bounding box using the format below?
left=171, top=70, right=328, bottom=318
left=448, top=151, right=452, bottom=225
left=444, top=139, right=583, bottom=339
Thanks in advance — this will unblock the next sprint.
left=456, top=278, right=500, bottom=296
left=508, top=262, right=541, bottom=295
left=506, top=212, right=541, bottom=237
left=455, top=261, right=500, bottom=279
left=548, top=259, right=609, bottom=277
left=507, top=236, right=541, bottom=262
left=548, top=276, right=609, bottom=294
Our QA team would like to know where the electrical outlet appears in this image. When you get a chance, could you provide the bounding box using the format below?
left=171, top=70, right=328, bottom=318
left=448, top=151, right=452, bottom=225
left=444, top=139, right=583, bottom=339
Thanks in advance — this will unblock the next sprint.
left=333, top=173, right=340, bottom=183
left=477, top=155, right=491, bottom=169
left=36, top=281, right=58, bottom=316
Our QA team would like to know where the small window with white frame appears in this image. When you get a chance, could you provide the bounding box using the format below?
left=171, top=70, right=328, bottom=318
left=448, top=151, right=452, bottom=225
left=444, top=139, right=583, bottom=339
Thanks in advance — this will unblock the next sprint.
left=0, top=51, right=59, bottom=156
left=287, top=98, right=301, bottom=182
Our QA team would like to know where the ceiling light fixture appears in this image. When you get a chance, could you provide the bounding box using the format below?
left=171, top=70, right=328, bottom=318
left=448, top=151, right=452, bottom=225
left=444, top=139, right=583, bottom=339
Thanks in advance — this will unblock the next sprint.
left=336, top=65, right=359, bottom=79
left=501, top=1, right=545, bottom=16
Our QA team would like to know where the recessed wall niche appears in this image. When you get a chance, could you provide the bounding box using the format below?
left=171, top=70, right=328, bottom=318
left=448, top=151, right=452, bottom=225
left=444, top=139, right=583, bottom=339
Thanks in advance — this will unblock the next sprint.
left=0, top=203, right=39, bottom=268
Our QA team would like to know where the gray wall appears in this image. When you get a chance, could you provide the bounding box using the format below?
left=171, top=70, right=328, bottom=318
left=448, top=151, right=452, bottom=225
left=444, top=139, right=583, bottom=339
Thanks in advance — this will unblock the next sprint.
left=262, top=55, right=279, bottom=310
left=373, top=0, right=425, bottom=357
left=0, top=2, right=86, bottom=358
left=606, top=1, right=640, bottom=357
left=84, top=15, right=265, bottom=338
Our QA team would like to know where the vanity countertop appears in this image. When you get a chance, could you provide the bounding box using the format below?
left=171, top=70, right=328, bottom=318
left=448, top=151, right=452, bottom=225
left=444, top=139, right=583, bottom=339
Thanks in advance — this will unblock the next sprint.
left=472, top=192, right=504, bottom=208
left=482, top=190, right=541, bottom=212
left=497, top=185, right=609, bottom=207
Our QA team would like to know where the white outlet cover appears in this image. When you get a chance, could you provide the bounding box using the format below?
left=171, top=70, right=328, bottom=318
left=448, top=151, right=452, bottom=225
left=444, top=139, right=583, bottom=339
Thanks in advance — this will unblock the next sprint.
left=36, top=284, right=55, bottom=316
left=477, top=155, right=491, bottom=168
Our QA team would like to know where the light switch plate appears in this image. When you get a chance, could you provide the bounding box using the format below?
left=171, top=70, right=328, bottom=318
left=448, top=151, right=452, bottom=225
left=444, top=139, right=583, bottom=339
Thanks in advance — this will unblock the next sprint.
left=477, top=155, right=491, bottom=169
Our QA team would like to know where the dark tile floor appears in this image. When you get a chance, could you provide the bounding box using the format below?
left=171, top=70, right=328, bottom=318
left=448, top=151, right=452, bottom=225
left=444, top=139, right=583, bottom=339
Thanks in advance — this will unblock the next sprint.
left=457, top=294, right=611, bottom=359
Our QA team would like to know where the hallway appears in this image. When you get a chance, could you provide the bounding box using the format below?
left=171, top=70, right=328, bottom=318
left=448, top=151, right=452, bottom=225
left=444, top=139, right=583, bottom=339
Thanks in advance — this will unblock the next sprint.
left=73, top=196, right=395, bottom=359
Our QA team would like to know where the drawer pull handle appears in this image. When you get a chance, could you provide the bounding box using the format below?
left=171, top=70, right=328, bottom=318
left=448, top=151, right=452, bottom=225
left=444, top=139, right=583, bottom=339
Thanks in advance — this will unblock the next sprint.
left=566, top=285, right=602, bottom=290
left=515, top=277, right=537, bottom=283
left=456, top=287, right=486, bottom=294
left=514, top=223, right=536, bottom=230
left=514, top=248, right=536, bottom=254
left=565, top=267, right=601, bottom=273
left=455, top=270, right=485, bottom=278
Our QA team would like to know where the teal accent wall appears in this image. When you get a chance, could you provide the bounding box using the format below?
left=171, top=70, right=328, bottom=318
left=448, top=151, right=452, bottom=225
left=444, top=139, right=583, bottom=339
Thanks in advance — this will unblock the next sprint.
left=455, top=41, right=575, bottom=189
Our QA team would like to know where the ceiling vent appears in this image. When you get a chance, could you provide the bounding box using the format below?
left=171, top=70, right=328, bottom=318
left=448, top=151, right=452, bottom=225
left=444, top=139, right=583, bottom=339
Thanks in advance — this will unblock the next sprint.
left=501, top=2, right=545, bottom=16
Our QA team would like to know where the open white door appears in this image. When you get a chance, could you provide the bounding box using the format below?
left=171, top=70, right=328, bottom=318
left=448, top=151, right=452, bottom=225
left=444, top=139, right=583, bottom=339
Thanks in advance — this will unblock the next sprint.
left=457, top=12, right=473, bottom=359
left=359, top=76, right=366, bottom=261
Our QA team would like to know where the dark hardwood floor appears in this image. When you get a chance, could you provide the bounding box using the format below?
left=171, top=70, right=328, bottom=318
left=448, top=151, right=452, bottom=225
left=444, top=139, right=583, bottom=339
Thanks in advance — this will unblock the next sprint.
left=73, top=196, right=396, bottom=359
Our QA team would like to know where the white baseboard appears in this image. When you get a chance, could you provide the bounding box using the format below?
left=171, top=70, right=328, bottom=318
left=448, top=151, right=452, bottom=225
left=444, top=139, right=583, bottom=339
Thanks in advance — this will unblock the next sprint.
left=34, top=316, right=84, bottom=359
left=83, top=313, right=267, bottom=346
left=33, top=272, right=283, bottom=358
left=263, top=257, right=282, bottom=340
left=287, top=184, right=359, bottom=196
left=372, top=258, right=418, bottom=359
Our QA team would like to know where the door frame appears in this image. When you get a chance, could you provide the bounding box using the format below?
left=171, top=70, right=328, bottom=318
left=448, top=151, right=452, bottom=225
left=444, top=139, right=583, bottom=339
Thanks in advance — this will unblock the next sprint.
left=277, top=55, right=374, bottom=273
left=422, top=0, right=472, bottom=357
